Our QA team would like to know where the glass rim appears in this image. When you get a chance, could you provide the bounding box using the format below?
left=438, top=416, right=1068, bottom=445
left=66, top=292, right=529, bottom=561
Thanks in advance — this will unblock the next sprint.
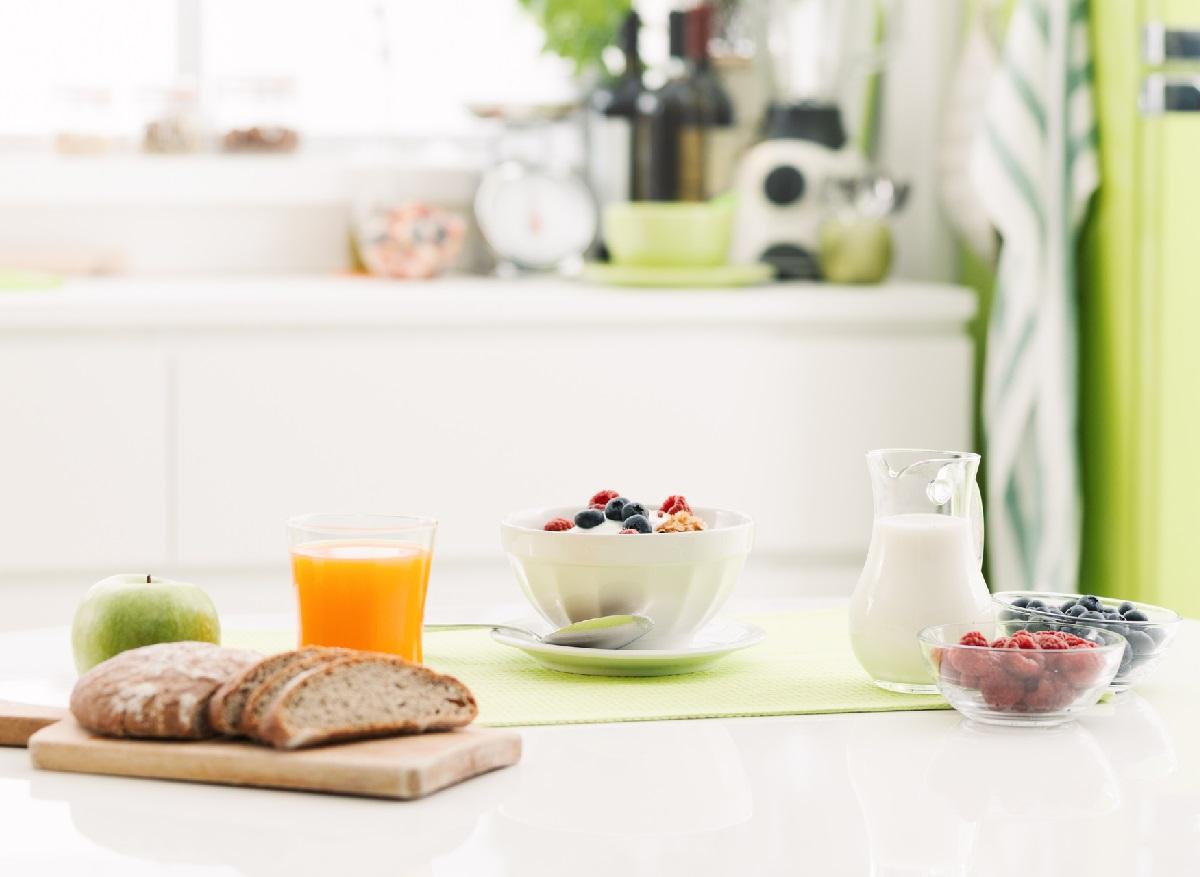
left=286, top=512, right=438, bottom=535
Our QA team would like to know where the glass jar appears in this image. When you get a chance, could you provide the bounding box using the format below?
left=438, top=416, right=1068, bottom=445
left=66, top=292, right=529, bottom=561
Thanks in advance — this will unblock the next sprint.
left=214, top=76, right=300, bottom=154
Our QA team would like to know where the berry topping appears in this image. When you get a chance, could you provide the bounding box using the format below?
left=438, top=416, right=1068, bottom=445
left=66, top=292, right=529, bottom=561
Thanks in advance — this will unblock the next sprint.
left=623, top=514, right=653, bottom=534
left=588, top=490, right=620, bottom=509
left=574, top=509, right=606, bottom=529
left=620, top=502, right=649, bottom=521
left=980, top=674, right=1025, bottom=710
left=959, top=631, right=989, bottom=648
left=543, top=517, right=574, bottom=532
left=619, top=528, right=638, bottom=535
left=604, top=497, right=630, bottom=521
left=660, top=494, right=692, bottom=516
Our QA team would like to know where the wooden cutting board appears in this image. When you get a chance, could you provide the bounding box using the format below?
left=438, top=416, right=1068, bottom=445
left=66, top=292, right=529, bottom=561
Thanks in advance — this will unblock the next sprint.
left=0, top=699, right=68, bottom=747
left=27, top=718, right=521, bottom=800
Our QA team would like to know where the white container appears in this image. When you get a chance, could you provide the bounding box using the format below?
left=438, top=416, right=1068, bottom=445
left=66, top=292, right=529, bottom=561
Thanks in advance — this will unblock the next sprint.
left=848, top=450, right=991, bottom=693
left=500, top=506, right=754, bottom=649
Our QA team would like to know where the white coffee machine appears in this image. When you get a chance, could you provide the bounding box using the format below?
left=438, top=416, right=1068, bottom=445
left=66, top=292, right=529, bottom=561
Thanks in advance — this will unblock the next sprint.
left=732, top=0, right=878, bottom=279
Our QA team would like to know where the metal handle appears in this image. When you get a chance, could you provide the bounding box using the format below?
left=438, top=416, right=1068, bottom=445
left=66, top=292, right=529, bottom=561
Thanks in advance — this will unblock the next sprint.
left=1140, top=74, right=1200, bottom=114
left=1144, top=23, right=1200, bottom=63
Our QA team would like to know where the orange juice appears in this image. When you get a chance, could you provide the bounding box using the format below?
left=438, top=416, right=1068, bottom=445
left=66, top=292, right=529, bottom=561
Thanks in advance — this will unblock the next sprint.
left=290, top=539, right=431, bottom=662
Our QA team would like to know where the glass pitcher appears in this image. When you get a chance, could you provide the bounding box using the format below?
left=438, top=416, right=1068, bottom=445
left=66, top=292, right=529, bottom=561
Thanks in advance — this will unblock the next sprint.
left=849, top=449, right=991, bottom=693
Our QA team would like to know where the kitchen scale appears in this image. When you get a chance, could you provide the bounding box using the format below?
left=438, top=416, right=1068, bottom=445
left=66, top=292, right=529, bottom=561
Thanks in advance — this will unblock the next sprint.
left=471, top=102, right=598, bottom=274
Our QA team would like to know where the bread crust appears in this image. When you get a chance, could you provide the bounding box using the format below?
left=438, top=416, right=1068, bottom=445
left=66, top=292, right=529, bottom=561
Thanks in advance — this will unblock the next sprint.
left=255, top=654, right=478, bottom=750
left=238, top=648, right=350, bottom=737
left=70, top=642, right=261, bottom=739
left=207, top=647, right=328, bottom=735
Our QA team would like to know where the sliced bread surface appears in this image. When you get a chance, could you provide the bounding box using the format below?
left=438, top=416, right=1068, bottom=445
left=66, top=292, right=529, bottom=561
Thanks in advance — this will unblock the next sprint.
left=208, top=647, right=326, bottom=736
left=238, top=648, right=349, bottom=736
left=254, top=654, right=478, bottom=750
left=70, top=642, right=262, bottom=739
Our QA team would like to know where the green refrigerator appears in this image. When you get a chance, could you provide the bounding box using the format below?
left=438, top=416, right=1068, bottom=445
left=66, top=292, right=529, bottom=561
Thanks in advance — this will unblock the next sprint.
left=1082, top=0, right=1200, bottom=616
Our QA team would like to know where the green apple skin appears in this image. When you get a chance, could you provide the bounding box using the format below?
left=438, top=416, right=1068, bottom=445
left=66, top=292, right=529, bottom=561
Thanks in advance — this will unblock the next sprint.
left=71, top=574, right=220, bottom=674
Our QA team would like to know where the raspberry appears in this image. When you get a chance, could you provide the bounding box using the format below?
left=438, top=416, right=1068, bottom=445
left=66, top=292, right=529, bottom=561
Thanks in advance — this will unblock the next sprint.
left=1061, top=648, right=1105, bottom=686
left=999, top=650, right=1041, bottom=680
left=543, top=517, right=574, bottom=531
left=1034, top=631, right=1069, bottom=650
left=1009, top=631, right=1040, bottom=650
left=959, top=631, right=989, bottom=648
left=1063, top=634, right=1095, bottom=648
left=1023, top=676, right=1073, bottom=712
left=980, top=674, right=1025, bottom=710
left=990, top=636, right=1012, bottom=649
left=618, top=528, right=638, bottom=534
left=660, top=494, right=692, bottom=515
left=588, top=490, right=620, bottom=509
left=951, top=646, right=993, bottom=679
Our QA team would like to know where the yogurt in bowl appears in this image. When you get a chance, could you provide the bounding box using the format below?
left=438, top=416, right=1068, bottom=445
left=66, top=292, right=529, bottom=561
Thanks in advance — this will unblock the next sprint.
left=501, top=495, right=754, bottom=650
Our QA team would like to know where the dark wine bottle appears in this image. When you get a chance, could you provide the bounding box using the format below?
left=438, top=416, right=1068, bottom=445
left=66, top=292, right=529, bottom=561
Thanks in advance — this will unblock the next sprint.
left=634, top=10, right=708, bottom=201
left=588, top=12, right=644, bottom=212
left=688, top=4, right=736, bottom=197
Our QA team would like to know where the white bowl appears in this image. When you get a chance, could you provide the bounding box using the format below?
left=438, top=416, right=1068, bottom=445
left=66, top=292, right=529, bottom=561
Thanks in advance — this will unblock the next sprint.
left=500, top=506, right=754, bottom=649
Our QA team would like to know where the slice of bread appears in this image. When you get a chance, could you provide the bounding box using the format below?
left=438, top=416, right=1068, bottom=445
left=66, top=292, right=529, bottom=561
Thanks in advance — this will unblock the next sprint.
left=70, top=642, right=262, bottom=739
left=208, top=647, right=327, bottom=736
left=254, top=654, right=478, bottom=750
left=238, top=648, right=348, bottom=737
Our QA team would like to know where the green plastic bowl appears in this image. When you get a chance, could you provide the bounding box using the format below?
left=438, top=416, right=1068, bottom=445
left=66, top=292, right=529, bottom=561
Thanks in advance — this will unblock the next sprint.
left=603, top=200, right=733, bottom=268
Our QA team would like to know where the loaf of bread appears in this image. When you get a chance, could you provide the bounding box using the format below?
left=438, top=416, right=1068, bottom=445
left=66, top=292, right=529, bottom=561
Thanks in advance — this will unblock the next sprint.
left=237, top=648, right=349, bottom=736
left=70, top=642, right=261, bottom=739
left=255, top=654, right=478, bottom=750
left=208, top=647, right=332, bottom=736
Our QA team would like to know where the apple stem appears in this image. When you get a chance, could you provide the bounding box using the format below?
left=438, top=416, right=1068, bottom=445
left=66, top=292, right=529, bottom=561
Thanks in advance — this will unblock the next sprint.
left=146, top=574, right=152, bottom=584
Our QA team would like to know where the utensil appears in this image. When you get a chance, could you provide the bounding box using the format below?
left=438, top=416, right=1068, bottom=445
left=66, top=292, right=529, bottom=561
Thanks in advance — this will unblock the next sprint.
left=429, top=614, right=654, bottom=650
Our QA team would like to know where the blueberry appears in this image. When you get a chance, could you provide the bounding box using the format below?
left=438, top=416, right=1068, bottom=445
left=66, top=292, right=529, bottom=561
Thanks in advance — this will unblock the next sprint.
left=574, top=509, right=606, bottom=529
left=999, top=609, right=1018, bottom=621
left=1027, top=599, right=1046, bottom=610
left=1081, top=595, right=1102, bottom=611
left=623, top=513, right=652, bottom=534
left=1011, top=597, right=1030, bottom=609
left=1126, top=630, right=1156, bottom=656
left=1083, top=610, right=1106, bottom=621
left=621, top=502, right=648, bottom=521
left=1066, top=604, right=1087, bottom=617
left=1124, top=609, right=1149, bottom=622
left=1118, top=602, right=1135, bottom=616
left=1147, top=626, right=1167, bottom=646
left=604, top=497, right=630, bottom=522
left=1104, top=611, right=1122, bottom=621
left=1119, top=646, right=1134, bottom=672
left=1060, top=600, right=1078, bottom=612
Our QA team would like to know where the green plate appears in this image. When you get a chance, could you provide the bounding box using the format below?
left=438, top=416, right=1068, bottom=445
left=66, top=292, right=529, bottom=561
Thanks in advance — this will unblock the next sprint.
left=580, top=262, right=773, bottom=288
left=491, top=617, right=766, bottom=677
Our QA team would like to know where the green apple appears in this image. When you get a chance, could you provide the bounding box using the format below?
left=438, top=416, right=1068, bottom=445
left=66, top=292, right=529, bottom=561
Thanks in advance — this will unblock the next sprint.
left=71, top=574, right=220, bottom=674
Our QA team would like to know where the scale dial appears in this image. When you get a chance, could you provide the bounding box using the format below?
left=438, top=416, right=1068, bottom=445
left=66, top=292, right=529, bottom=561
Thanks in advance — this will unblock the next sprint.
left=474, top=162, right=597, bottom=271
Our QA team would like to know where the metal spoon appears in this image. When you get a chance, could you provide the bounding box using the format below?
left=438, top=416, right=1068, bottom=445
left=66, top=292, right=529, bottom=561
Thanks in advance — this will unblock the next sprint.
left=426, top=614, right=654, bottom=650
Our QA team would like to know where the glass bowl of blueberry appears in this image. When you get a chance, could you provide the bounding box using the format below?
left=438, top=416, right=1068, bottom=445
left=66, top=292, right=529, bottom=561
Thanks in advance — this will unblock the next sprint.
left=992, top=591, right=1181, bottom=691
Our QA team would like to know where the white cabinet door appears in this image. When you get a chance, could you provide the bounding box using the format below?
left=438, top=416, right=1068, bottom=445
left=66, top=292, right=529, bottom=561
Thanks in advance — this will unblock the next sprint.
left=175, top=327, right=971, bottom=567
left=0, top=341, right=168, bottom=572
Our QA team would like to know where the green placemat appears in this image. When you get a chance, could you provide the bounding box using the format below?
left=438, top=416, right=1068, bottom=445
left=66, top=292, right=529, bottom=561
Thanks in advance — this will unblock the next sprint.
left=224, top=608, right=948, bottom=727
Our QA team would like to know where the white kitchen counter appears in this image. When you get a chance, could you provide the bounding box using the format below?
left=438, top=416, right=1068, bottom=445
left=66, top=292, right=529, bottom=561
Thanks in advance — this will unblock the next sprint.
left=0, top=274, right=975, bottom=331
left=1, top=602, right=1198, bottom=877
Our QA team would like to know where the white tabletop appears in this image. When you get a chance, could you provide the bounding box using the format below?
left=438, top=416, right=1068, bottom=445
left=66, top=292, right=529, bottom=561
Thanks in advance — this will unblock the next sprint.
left=2, top=614, right=1198, bottom=877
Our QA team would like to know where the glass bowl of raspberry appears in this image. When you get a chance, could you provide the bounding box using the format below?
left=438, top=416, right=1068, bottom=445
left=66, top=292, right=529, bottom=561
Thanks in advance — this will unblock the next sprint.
left=992, top=591, right=1181, bottom=692
left=918, top=622, right=1126, bottom=727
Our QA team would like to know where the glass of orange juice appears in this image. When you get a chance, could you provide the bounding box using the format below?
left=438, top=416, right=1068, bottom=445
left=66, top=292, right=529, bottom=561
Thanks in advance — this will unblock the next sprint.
left=286, top=513, right=436, bottom=663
